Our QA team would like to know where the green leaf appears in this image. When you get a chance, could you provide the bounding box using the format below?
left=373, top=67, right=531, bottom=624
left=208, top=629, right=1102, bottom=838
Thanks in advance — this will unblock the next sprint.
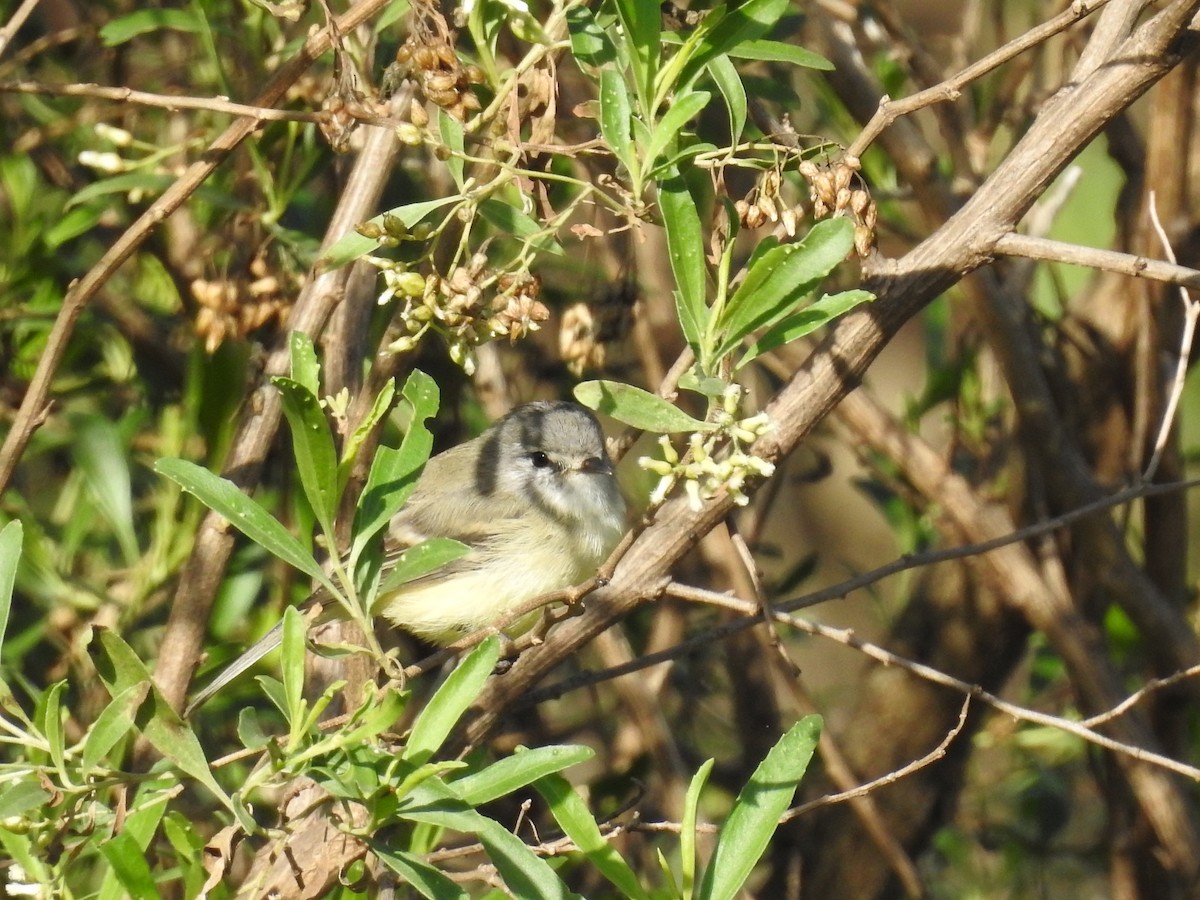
left=439, top=110, right=466, bottom=189
left=659, top=170, right=708, bottom=352
left=730, top=39, right=832, bottom=69
left=280, top=606, right=307, bottom=729
left=451, top=744, right=594, bottom=806
left=714, top=216, right=854, bottom=360
left=376, top=538, right=471, bottom=597
left=351, top=370, right=440, bottom=563
left=41, top=681, right=68, bottom=781
left=698, top=716, right=822, bottom=900
left=272, top=376, right=339, bottom=536
left=0, top=519, right=21, bottom=663
left=611, top=0, right=660, bottom=107
left=643, top=91, right=711, bottom=170
left=372, top=844, right=468, bottom=899
left=83, top=682, right=150, bottom=774
left=99, top=8, right=202, bottom=45
left=45, top=205, right=105, bottom=249
left=65, top=173, right=174, bottom=210
left=566, top=5, right=617, bottom=70
left=682, top=757, right=714, bottom=897
left=739, top=289, right=874, bottom=367
left=600, top=69, right=637, bottom=181
left=678, top=0, right=790, bottom=86
left=706, top=55, right=747, bottom=144
left=289, top=331, right=321, bottom=397
left=155, top=458, right=337, bottom=596
left=237, top=706, right=271, bottom=751
left=401, top=787, right=573, bottom=900
left=99, top=832, right=159, bottom=900
left=319, top=197, right=458, bottom=270
left=404, top=636, right=502, bottom=764
left=339, top=378, right=396, bottom=493
left=93, top=630, right=236, bottom=813
left=535, top=772, right=649, bottom=900
left=0, top=779, right=50, bottom=820
left=479, top=198, right=564, bottom=255
left=72, top=415, right=139, bottom=566
left=575, top=381, right=709, bottom=433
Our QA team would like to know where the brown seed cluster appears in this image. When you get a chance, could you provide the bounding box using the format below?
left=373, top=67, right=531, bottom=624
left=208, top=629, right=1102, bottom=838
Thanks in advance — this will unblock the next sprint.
left=393, top=38, right=484, bottom=122
left=799, top=158, right=877, bottom=256
left=192, top=255, right=293, bottom=353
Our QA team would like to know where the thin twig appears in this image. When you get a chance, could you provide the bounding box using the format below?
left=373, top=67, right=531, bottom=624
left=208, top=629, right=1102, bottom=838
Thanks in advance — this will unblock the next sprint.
left=1143, top=190, right=1200, bottom=480
left=0, top=0, right=41, bottom=60
left=995, top=231, right=1200, bottom=293
left=847, top=0, right=1111, bottom=158
left=668, top=582, right=1200, bottom=782
left=781, top=698, right=972, bottom=822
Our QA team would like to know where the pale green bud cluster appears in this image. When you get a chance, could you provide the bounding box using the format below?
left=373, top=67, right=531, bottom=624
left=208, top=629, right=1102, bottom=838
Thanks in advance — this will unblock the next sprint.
left=639, top=388, right=775, bottom=510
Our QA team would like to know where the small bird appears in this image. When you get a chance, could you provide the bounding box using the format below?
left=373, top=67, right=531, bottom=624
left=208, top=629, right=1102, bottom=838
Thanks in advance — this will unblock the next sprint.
left=185, top=400, right=627, bottom=715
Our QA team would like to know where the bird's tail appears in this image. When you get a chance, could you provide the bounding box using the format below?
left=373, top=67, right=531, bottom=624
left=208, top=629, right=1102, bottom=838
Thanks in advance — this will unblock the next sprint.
left=184, top=620, right=285, bottom=717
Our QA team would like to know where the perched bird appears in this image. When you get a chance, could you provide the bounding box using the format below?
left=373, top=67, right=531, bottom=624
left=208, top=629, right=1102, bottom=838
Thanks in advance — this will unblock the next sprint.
left=185, top=400, right=626, bottom=715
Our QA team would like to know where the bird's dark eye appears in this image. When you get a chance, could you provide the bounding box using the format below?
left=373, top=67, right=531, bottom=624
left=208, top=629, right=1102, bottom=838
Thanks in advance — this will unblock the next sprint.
left=529, top=451, right=553, bottom=468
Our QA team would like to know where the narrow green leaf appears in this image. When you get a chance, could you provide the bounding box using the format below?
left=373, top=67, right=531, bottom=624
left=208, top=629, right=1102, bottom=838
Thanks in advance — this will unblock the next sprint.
left=83, top=682, right=149, bottom=773
left=738, top=289, right=874, bottom=367
left=730, top=39, right=832, bottom=69
left=535, top=772, right=649, bottom=900
left=0, top=779, right=50, bottom=819
left=451, top=745, right=594, bottom=806
left=41, top=681, right=68, bottom=780
left=280, top=606, right=307, bottom=729
left=566, top=4, right=617, bottom=69
left=45, top=206, right=104, bottom=249
left=72, top=415, right=139, bottom=566
left=678, top=0, right=790, bottom=86
left=155, top=458, right=336, bottom=596
left=714, top=216, right=854, bottom=360
left=611, top=0, right=660, bottom=105
left=98, top=792, right=169, bottom=900
left=273, top=376, right=339, bottom=535
left=372, top=844, right=468, bottom=900
left=643, top=91, right=711, bottom=170
left=339, top=378, right=396, bottom=493
left=439, top=110, right=466, bottom=189
left=99, top=832, right=159, bottom=900
left=699, top=716, right=822, bottom=900
left=93, top=630, right=235, bottom=812
left=0, top=519, right=21, bottom=664
left=98, top=8, right=202, bottom=45
left=479, top=199, right=563, bottom=255
left=600, top=69, right=637, bottom=179
left=401, top=795, right=573, bottom=900
left=659, top=170, right=708, bottom=352
left=236, top=706, right=270, bottom=751
left=575, top=381, right=709, bottom=433
left=376, top=538, right=471, bottom=597
left=289, top=331, right=321, bottom=397
left=351, top=370, right=440, bottom=562
left=319, top=196, right=458, bottom=270
left=706, top=55, right=747, bottom=144
left=66, top=173, right=174, bottom=210
left=681, top=757, right=714, bottom=898
left=404, top=636, right=502, bottom=764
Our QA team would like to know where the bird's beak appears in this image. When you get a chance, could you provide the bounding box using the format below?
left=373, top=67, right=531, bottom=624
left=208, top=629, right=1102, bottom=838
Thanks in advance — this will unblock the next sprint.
left=578, top=456, right=615, bottom=476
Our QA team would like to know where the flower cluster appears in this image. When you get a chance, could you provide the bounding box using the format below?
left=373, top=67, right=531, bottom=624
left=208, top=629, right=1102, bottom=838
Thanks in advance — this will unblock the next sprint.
left=369, top=252, right=548, bottom=375
left=639, top=387, right=775, bottom=510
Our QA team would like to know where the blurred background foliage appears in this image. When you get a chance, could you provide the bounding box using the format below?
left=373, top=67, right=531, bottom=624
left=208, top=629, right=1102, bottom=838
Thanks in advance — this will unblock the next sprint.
left=1, top=0, right=1199, bottom=897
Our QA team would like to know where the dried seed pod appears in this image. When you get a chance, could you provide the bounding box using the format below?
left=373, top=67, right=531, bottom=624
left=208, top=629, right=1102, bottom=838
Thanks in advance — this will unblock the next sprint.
left=833, top=163, right=853, bottom=195
left=424, top=71, right=459, bottom=93
left=409, top=98, right=429, bottom=127
left=835, top=187, right=852, bottom=211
